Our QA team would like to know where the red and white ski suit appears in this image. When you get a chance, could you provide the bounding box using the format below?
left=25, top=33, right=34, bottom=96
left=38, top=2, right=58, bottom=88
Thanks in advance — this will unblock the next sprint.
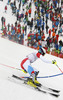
left=21, top=52, right=52, bottom=75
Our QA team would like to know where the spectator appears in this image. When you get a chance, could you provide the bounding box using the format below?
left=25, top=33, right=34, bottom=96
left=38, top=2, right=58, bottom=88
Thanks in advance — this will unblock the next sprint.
left=1, top=16, right=4, bottom=30
left=52, top=31, right=56, bottom=38
left=4, top=5, right=7, bottom=13
left=61, top=44, right=63, bottom=54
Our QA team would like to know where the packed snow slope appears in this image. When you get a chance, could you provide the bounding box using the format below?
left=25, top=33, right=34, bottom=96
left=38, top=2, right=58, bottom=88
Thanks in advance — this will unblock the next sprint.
left=0, top=37, right=63, bottom=100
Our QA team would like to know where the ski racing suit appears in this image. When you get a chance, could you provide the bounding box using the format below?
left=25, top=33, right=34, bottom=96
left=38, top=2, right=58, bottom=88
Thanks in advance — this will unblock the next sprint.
left=21, top=52, right=52, bottom=75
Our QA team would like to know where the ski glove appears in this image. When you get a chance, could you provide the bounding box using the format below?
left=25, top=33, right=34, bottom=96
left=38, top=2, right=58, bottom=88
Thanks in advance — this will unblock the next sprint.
left=52, top=60, right=57, bottom=65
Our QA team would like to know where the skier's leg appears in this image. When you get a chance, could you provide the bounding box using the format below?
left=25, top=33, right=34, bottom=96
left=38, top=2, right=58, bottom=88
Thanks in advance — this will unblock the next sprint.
left=21, top=58, right=29, bottom=73
left=32, top=67, right=39, bottom=79
left=21, top=59, right=41, bottom=86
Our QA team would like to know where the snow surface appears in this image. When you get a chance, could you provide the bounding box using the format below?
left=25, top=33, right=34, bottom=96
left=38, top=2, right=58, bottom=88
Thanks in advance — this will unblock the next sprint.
left=0, top=0, right=63, bottom=100
left=0, top=37, right=63, bottom=100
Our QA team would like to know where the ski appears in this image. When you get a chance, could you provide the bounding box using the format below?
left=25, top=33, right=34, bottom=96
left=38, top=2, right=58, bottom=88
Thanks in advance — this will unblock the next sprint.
left=11, top=75, right=60, bottom=98
left=38, top=83, right=60, bottom=93
left=12, top=75, right=60, bottom=93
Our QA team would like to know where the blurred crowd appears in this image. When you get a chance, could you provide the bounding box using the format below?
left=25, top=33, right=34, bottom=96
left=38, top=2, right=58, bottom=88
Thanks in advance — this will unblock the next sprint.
left=0, top=0, right=63, bottom=58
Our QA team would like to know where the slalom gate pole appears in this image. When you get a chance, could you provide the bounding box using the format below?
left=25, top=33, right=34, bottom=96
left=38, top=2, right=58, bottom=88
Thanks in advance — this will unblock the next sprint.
left=56, top=64, right=63, bottom=73
left=0, top=63, right=63, bottom=78
left=0, top=63, right=21, bottom=71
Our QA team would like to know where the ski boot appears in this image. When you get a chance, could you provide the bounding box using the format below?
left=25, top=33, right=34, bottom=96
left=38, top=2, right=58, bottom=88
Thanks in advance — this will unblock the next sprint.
left=33, top=79, right=41, bottom=87
left=35, top=71, right=39, bottom=80
left=31, top=72, right=41, bottom=87
left=27, top=77, right=37, bottom=88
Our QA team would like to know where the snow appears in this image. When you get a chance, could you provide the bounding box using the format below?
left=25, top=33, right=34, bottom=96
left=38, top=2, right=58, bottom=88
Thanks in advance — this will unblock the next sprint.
left=0, top=0, right=63, bottom=100
left=0, top=37, right=63, bottom=100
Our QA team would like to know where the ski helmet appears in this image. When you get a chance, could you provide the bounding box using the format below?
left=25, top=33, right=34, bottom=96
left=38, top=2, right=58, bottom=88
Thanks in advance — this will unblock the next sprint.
left=38, top=47, right=46, bottom=55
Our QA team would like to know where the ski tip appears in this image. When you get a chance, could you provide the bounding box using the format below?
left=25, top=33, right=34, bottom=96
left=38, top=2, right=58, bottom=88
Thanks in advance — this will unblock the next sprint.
left=49, top=88, right=60, bottom=93
left=50, top=93, right=60, bottom=98
left=12, top=75, right=15, bottom=77
left=53, top=90, right=60, bottom=93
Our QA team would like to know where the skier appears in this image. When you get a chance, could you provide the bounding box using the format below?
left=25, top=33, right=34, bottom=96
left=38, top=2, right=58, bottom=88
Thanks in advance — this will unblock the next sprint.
left=20, top=47, right=57, bottom=86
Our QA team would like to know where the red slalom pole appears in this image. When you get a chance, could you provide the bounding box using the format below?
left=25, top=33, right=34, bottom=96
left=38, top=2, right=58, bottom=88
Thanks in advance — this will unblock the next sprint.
left=0, top=63, right=21, bottom=71
left=56, top=64, right=63, bottom=73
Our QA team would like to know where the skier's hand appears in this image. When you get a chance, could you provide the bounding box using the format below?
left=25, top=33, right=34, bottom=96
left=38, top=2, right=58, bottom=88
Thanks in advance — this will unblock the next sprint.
left=52, top=60, right=57, bottom=65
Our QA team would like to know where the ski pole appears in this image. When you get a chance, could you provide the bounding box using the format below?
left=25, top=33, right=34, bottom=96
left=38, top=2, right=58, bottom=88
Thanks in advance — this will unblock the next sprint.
left=56, top=64, right=63, bottom=73
left=0, top=63, right=27, bottom=73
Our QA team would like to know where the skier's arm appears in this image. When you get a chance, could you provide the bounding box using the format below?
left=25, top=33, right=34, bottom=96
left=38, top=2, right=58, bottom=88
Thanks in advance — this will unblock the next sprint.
left=40, top=55, right=52, bottom=64
left=40, top=55, right=57, bottom=65
left=36, top=52, right=57, bottom=64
